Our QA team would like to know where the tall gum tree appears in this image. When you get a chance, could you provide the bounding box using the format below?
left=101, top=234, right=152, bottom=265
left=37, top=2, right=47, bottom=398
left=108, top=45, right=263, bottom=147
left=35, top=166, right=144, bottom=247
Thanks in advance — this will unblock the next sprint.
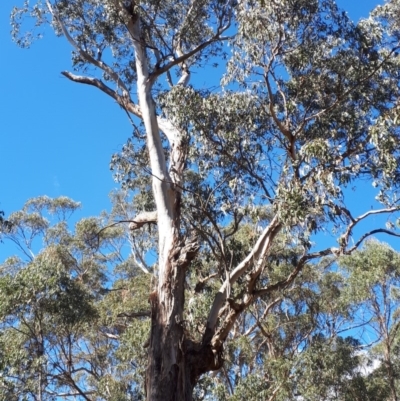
left=10, top=0, right=400, bottom=399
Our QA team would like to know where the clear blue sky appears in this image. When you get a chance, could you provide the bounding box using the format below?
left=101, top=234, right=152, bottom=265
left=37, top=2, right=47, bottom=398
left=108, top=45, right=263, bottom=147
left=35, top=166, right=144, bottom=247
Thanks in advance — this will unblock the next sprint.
left=1, top=1, right=133, bottom=218
left=1, top=0, right=395, bottom=257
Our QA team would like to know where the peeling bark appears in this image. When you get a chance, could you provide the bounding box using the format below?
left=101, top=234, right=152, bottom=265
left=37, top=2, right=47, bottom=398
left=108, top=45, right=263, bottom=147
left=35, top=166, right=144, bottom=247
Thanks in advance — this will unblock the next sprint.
left=126, top=10, right=198, bottom=400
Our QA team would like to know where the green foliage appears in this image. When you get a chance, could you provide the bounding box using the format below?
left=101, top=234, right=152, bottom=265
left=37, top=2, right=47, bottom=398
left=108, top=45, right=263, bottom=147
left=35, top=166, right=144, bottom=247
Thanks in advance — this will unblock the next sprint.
left=0, top=196, right=151, bottom=400
left=3, top=198, right=400, bottom=399
left=8, top=0, right=400, bottom=399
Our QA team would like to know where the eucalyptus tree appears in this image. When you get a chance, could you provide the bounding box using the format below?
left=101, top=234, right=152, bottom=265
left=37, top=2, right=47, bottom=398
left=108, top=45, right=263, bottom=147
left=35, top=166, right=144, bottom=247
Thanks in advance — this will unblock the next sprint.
left=10, top=0, right=400, bottom=399
left=339, top=241, right=400, bottom=401
left=0, top=195, right=153, bottom=400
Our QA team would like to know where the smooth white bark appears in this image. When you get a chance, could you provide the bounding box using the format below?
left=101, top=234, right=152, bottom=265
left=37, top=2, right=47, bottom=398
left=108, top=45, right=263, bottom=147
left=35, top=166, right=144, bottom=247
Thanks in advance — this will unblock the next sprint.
left=129, top=18, right=177, bottom=283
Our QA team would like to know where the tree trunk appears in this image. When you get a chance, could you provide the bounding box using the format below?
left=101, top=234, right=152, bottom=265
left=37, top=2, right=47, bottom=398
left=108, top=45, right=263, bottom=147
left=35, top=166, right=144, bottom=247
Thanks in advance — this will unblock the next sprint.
left=125, top=13, right=211, bottom=400
left=145, top=253, right=190, bottom=400
left=385, top=346, right=398, bottom=401
left=146, top=301, right=224, bottom=400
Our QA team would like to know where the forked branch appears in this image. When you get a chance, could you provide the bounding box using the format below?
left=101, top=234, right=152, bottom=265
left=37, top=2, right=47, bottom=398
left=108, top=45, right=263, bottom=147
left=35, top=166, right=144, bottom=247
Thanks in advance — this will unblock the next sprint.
left=205, top=215, right=281, bottom=339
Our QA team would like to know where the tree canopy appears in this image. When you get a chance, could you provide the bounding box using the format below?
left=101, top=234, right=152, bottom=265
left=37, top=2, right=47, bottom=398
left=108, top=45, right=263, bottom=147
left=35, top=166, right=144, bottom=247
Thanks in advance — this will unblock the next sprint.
left=4, top=0, right=400, bottom=399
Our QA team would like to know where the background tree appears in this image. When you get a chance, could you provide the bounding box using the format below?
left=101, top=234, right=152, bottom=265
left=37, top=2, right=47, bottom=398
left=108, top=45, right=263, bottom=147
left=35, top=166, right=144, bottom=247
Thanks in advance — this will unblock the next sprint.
left=339, top=241, right=400, bottom=401
left=0, top=195, right=153, bottom=400
left=8, top=0, right=400, bottom=399
left=3, top=201, right=400, bottom=399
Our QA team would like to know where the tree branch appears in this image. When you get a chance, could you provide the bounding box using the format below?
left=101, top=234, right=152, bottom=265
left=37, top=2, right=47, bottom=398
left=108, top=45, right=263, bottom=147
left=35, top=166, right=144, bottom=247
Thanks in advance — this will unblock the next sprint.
left=148, top=25, right=232, bottom=85
left=128, top=210, right=158, bottom=230
left=100, top=332, right=120, bottom=340
left=93, top=211, right=157, bottom=240
left=117, top=311, right=151, bottom=318
left=45, top=0, right=129, bottom=94
left=46, top=390, right=96, bottom=398
left=347, top=228, right=400, bottom=254
left=61, top=71, right=141, bottom=118
left=340, top=206, right=400, bottom=250
left=205, top=215, right=281, bottom=341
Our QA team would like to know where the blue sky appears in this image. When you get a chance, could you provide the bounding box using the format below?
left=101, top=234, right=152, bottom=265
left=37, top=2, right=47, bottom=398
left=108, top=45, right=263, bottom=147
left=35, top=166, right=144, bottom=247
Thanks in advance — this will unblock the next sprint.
left=1, top=0, right=396, bottom=258
left=1, top=1, right=132, bottom=218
